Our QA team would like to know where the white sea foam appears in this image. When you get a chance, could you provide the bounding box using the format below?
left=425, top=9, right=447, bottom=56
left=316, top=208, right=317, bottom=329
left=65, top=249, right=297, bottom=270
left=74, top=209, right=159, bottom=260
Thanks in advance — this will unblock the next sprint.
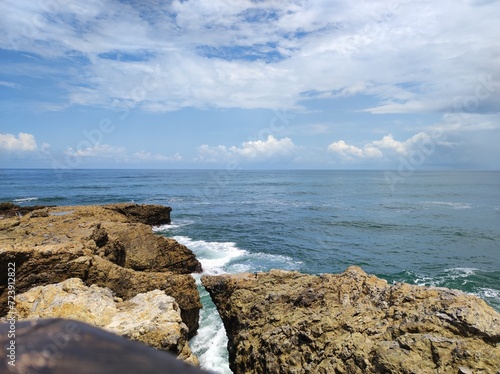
left=172, top=235, right=303, bottom=373
left=424, top=201, right=472, bottom=210
left=443, top=267, right=479, bottom=277
left=190, top=278, right=232, bottom=374
left=13, top=197, right=38, bottom=203
left=478, top=287, right=500, bottom=299
left=176, top=236, right=247, bottom=373
left=152, top=219, right=193, bottom=233
left=173, top=236, right=247, bottom=275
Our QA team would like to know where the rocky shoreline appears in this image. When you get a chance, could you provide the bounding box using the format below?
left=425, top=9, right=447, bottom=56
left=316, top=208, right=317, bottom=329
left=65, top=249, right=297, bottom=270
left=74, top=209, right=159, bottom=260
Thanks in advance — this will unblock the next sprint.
left=2, top=203, right=500, bottom=373
left=0, top=203, right=202, bottom=366
left=203, top=267, right=500, bottom=373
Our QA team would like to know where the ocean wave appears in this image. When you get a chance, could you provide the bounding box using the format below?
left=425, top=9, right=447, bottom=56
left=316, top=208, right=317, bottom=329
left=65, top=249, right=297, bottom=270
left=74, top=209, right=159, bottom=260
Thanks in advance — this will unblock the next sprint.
left=152, top=219, right=194, bottom=233
left=181, top=236, right=303, bottom=374
left=237, top=252, right=303, bottom=273
left=398, top=268, right=500, bottom=312
left=173, top=236, right=247, bottom=276
left=423, top=201, right=472, bottom=210
left=13, top=197, right=38, bottom=203
left=190, top=280, right=232, bottom=374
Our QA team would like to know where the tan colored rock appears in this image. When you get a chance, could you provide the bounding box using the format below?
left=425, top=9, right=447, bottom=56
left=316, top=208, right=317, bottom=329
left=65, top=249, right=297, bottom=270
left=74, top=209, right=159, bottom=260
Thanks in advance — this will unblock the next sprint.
left=0, top=249, right=201, bottom=335
left=0, top=204, right=201, bottom=273
left=0, top=204, right=202, bottom=335
left=13, top=278, right=199, bottom=365
left=202, top=266, right=500, bottom=374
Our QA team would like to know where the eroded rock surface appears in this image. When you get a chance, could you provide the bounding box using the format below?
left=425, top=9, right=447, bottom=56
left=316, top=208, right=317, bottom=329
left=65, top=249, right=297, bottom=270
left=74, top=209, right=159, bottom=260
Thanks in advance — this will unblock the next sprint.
left=12, top=278, right=198, bottom=365
left=203, top=267, right=500, bottom=374
left=0, top=204, right=202, bottom=335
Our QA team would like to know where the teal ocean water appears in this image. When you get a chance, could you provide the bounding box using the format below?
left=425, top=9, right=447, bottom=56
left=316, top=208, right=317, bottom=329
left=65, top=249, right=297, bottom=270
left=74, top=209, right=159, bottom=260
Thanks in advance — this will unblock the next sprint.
left=1, top=169, right=499, bottom=373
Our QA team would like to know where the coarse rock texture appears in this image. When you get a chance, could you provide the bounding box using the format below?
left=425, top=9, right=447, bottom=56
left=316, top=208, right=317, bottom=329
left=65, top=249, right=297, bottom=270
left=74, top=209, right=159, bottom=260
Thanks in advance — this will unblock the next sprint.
left=0, top=204, right=202, bottom=336
left=12, top=278, right=198, bottom=365
left=0, top=202, right=54, bottom=219
left=202, top=266, right=500, bottom=374
left=0, top=319, right=211, bottom=374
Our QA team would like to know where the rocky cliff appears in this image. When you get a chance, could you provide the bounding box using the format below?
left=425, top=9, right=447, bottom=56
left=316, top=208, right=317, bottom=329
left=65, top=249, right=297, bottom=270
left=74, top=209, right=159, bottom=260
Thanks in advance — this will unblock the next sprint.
left=203, top=267, right=500, bottom=373
left=0, top=204, right=202, bottom=352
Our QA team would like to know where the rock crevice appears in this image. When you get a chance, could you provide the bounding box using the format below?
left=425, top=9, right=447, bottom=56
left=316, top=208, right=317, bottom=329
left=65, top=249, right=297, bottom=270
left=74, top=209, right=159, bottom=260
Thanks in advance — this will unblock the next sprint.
left=202, top=266, right=500, bottom=373
left=0, top=204, right=203, bottom=360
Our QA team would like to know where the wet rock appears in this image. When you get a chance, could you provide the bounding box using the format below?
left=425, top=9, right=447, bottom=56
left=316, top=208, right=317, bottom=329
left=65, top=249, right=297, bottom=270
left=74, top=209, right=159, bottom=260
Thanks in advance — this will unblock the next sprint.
left=202, top=266, right=500, bottom=374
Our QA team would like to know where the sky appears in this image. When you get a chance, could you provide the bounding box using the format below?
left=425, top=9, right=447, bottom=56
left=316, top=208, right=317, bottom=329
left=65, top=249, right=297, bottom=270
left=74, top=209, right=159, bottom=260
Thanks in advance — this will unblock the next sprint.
left=0, top=0, right=499, bottom=170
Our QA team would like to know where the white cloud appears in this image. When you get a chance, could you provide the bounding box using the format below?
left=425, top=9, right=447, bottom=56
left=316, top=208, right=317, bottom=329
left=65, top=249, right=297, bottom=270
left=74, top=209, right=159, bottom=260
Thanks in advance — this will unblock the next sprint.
left=0, top=81, right=19, bottom=89
left=328, top=131, right=456, bottom=162
left=0, top=132, right=37, bottom=152
left=64, top=143, right=125, bottom=158
left=327, top=140, right=383, bottom=160
left=198, top=135, right=297, bottom=162
left=64, top=143, right=181, bottom=164
left=132, top=151, right=182, bottom=162
left=1, top=0, right=498, bottom=114
left=372, top=135, right=408, bottom=155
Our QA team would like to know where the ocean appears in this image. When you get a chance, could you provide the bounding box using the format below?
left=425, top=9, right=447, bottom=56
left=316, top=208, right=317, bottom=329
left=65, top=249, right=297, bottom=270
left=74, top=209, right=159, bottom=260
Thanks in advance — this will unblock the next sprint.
left=1, top=169, right=499, bottom=373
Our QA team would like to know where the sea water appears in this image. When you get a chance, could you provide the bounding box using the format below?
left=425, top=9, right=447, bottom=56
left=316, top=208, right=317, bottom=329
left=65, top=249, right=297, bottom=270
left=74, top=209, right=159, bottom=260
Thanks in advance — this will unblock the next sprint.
left=1, top=169, right=499, bottom=373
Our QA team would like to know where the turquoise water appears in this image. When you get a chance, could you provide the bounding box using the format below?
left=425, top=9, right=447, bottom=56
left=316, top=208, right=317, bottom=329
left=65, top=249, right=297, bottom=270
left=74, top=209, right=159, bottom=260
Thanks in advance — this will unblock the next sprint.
left=1, top=169, right=499, bottom=373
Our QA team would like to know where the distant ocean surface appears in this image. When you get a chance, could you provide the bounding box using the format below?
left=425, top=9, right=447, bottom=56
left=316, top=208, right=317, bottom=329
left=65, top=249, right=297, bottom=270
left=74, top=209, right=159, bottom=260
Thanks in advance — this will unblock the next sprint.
left=2, top=169, right=499, bottom=373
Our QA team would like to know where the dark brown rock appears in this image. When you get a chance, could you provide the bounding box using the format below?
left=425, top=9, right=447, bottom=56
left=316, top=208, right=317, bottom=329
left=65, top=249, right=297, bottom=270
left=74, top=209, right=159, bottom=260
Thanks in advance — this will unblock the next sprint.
left=0, top=203, right=54, bottom=219
left=202, top=267, right=500, bottom=374
left=0, top=319, right=210, bottom=374
left=105, top=203, right=172, bottom=225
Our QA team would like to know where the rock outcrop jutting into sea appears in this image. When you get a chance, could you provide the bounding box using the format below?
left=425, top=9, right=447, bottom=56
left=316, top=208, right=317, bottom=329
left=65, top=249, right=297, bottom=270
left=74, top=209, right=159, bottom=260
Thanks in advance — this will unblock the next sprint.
left=203, top=267, right=500, bottom=373
left=0, top=203, right=203, bottom=363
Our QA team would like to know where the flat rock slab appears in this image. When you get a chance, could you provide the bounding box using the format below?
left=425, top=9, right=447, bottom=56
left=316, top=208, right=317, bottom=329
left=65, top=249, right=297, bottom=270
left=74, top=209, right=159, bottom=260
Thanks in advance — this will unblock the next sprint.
left=203, top=266, right=500, bottom=374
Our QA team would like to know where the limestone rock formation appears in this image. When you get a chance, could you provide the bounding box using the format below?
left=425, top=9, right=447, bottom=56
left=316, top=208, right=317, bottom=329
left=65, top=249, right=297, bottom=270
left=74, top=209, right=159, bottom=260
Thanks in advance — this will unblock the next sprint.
left=13, top=278, right=198, bottom=365
left=202, top=267, right=500, bottom=374
left=0, top=319, right=211, bottom=374
left=0, top=204, right=202, bottom=336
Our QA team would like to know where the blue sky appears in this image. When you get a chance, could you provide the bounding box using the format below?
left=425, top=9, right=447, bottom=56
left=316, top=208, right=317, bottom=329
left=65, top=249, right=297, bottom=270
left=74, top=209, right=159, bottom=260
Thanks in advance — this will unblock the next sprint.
left=1, top=0, right=499, bottom=169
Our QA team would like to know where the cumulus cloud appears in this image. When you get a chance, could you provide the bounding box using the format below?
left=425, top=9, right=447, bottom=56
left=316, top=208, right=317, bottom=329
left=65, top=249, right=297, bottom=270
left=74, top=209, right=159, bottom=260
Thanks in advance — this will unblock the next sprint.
left=198, top=135, right=297, bottom=162
left=328, top=132, right=454, bottom=162
left=327, top=140, right=382, bottom=160
left=0, top=132, right=37, bottom=152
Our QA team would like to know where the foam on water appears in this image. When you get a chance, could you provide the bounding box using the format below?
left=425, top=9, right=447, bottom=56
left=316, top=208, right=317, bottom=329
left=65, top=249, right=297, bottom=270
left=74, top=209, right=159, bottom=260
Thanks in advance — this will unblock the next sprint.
left=172, top=236, right=248, bottom=373
left=171, top=235, right=303, bottom=373
left=152, top=219, right=194, bottom=233
left=190, top=276, right=232, bottom=374
left=13, top=197, right=39, bottom=203
left=401, top=267, right=500, bottom=311
left=423, top=201, right=472, bottom=210
left=174, top=236, right=247, bottom=275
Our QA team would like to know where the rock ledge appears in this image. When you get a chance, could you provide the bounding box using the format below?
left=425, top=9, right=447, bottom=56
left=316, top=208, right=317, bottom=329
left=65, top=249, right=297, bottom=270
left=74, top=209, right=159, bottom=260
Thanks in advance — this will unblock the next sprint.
left=0, top=203, right=203, bottom=362
left=203, top=266, right=500, bottom=373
